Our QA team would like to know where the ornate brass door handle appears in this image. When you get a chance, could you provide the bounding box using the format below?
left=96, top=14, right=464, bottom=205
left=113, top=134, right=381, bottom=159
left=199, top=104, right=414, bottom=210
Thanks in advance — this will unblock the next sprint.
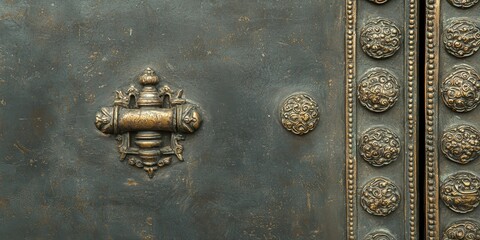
left=95, top=68, right=202, bottom=178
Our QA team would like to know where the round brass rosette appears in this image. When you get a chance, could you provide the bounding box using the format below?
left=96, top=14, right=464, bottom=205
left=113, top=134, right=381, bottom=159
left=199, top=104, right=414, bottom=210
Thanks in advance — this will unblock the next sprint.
left=443, top=20, right=480, bottom=58
left=367, top=0, right=390, bottom=4
left=443, top=220, right=480, bottom=240
left=360, top=18, right=402, bottom=59
left=359, top=127, right=401, bottom=167
left=364, top=231, right=396, bottom=240
left=441, top=64, right=480, bottom=113
left=361, top=177, right=401, bottom=216
left=358, top=68, right=400, bottom=112
left=441, top=172, right=480, bottom=213
left=441, top=125, right=480, bottom=164
left=280, top=93, right=319, bottom=135
left=446, top=0, right=479, bottom=9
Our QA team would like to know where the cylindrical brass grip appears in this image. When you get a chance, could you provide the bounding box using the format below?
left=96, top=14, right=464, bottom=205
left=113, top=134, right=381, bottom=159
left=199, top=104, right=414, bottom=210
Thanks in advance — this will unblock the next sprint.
left=119, top=108, right=174, bottom=132
left=95, top=104, right=201, bottom=135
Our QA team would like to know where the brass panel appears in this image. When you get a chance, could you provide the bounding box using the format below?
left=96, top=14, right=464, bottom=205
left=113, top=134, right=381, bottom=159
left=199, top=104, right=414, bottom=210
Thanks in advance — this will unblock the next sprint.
left=347, top=0, right=419, bottom=239
left=426, top=0, right=480, bottom=239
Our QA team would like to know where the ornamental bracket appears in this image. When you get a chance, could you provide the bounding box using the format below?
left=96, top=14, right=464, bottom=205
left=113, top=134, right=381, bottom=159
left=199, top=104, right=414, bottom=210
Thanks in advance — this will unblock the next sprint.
left=95, top=68, right=202, bottom=178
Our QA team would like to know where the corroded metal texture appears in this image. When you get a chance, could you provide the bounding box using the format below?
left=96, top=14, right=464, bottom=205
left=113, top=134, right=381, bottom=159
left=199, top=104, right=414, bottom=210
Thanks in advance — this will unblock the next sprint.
left=426, top=0, right=480, bottom=239
left=0, top=0, right=419, bottom=239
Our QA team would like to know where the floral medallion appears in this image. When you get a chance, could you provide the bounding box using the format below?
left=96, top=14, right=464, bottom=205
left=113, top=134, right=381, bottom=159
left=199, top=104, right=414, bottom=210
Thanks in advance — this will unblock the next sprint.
left=360, top=127, right=401, bottom=167
left=360, top=18, right=402, bottom=59
left=442, top=64, right=480, bottom=112
left=358, top=68, right=400, bottom=112
left=444, top=20, right=480, bottom=58
left=441, top=172, right=480, bottom=213
left=364, top=231, right=396, bottom=240
left=441, top=125, right=480, bottom=164
left=443, top=220, right=480, bottom=240
left=446, top=0, right=479, bottom=9
left=361, top=177, right=401, bottom=216
left=280, top=93, right=319, bottom=135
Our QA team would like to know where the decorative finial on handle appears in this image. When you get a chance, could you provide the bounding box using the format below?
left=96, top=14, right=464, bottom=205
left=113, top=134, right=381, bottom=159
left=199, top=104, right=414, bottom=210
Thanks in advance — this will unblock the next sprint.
left=94, top=68, right=202, bottom=178
left=139, top=67, right=160, bottom=86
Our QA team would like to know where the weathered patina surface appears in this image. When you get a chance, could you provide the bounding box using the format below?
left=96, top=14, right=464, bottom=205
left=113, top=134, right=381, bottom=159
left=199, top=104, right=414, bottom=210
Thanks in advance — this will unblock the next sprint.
left=0, top=0, right=419, bottom=239
left=426, top=1, right=480, bottom=239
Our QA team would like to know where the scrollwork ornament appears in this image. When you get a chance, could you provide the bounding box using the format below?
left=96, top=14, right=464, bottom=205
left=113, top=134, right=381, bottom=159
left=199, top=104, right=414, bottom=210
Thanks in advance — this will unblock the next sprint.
left=360, top=18, right=402, bottom=59
left=358, top=69, right=400, bottom=112
left=280, top=93, right=319, bottom=135
left=441, top=125, right=480, bottom=164
left=441, top=64, right=480, bottom=113
left=443, top=220, right=480, bottom=240
left=441, top=172, right=480, bottom=213
left=444, top=20, right=480, bottom=58
left=446, top=0, right=479, bottom=9
left=94, top=68, right=202, bottom=178
left=364, top=231, right=396, bottom=240
left=359, top=127, right=401, bottom=167
left=361, top=177, right=401, bottom=216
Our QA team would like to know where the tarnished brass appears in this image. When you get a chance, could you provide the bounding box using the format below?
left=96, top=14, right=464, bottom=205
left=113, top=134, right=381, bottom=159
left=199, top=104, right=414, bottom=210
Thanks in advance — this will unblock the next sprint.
left=280, top=93, right=319, bottom=135
left=358, top=68, right=400, bottom=113
left=360, top=177, right=401, bottom=217
left=95, top=68, right=202, bottom=178
left=0, top=1, right=425, bottom=239
left=346, top=0, right=419, bottom=239
left=360, top=18, right=402, bottom=59
left=426, top=0, right=480, bottom=238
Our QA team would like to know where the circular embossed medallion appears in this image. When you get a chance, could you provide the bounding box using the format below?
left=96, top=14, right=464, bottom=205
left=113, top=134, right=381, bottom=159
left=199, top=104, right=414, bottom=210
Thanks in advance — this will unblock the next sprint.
left=280, top=93, right=319, bottom=135
left=367, top=0, right=390, bottom=4
left=443, top=220, right=480, bottom=240
left=358, top=69, right=400, bottom=112
left=441, top=125, right=480, bottom=164
left=360, top=19, right=402, bottom=59
left=446, top=0, right=479, bottom=9
left=442, top=64, right=480, bottom=113
left=441, top=172, right=480, bottom=213
left=360, top=128, right=401, bottom=167
left=364, top=231, right=396, bottom=240
left=444, top=20, right=480, bottom=58
left=361, top=177, right=401, bottom=216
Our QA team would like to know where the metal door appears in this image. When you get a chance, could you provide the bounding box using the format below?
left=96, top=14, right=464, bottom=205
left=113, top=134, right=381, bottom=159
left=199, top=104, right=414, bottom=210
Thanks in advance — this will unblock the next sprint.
left=0, top=1, right=418, bottom=239
left=426, top=0, right=480, bottom=239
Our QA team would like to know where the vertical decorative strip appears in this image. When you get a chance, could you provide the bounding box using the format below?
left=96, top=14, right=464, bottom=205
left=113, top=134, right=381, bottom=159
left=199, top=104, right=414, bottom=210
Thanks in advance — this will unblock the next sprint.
left=426, top=0, right=440, bottom=239
left=406, top=0, right=418, bottom=239
left=346, top=0, right=357, bottom=239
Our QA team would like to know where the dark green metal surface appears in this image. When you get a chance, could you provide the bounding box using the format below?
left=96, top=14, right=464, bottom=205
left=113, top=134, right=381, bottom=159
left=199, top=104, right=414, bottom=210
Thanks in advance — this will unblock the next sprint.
left=0, top=1, right=347, bottom=239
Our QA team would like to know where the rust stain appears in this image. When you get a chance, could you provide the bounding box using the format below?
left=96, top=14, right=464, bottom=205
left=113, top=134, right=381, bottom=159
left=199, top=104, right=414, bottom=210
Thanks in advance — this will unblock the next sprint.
left=29, top=107, right=54, bottom=137
left=0, top=198, right=10, bottom=208
left=124, top=178, right=139, bottom=186
left=13, top=141, right=30, bottom=154
left=0, top=11, right=26, bottom=22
